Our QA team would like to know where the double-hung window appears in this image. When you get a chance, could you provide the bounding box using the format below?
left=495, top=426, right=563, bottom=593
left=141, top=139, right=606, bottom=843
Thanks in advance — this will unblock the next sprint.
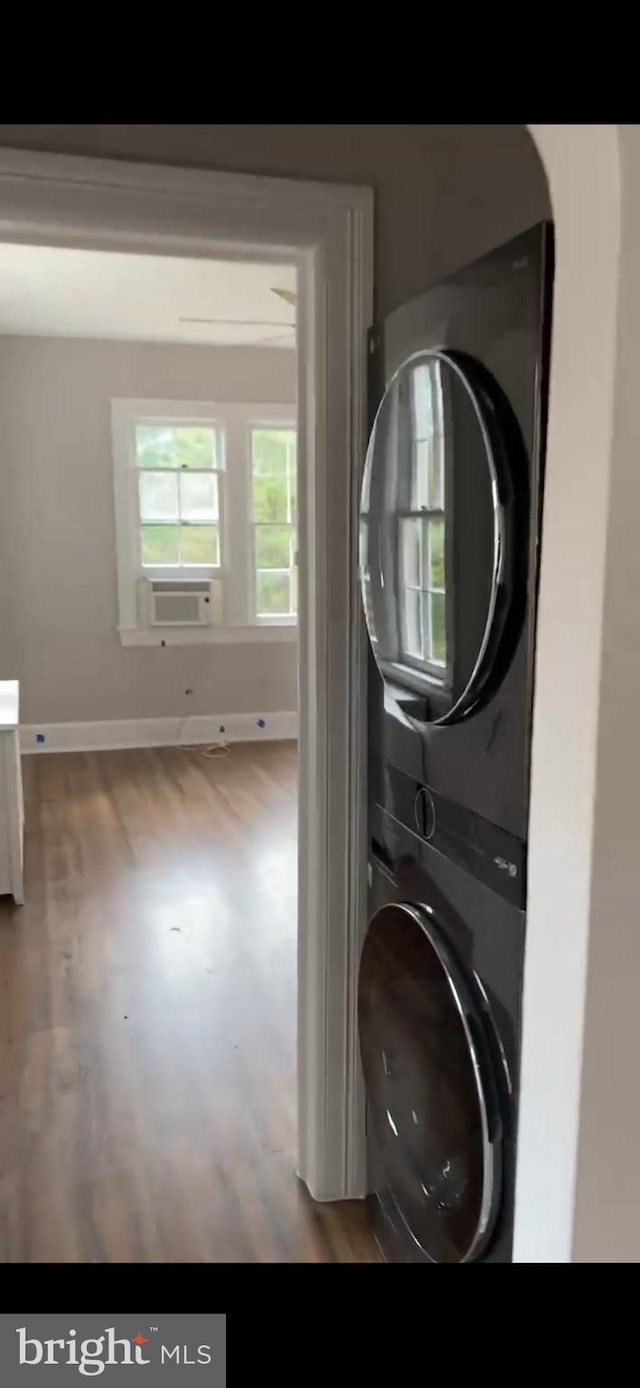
left=398, top=362, right=446, bottom=673
left=137, top=416, right=222, bottom=575
left=251, top=427, right=297, bottom=622
left=111, top=399, right=297, bottom=644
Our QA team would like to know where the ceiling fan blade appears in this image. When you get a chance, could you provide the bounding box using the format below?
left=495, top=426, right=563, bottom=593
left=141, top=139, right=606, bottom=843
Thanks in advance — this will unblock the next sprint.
left=256, top=331, right=296, bottom=346
left=271, top=287, right=297, bottom=308
left=179, top=316, right=287, bottom=327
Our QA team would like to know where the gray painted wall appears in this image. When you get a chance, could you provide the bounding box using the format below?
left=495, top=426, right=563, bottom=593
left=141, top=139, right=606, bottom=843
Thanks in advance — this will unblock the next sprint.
left=0, top=125, right=551, bottom=317
left=0, top=337, right=297, bottom=724
left=0, top=126, right=550, bottom=727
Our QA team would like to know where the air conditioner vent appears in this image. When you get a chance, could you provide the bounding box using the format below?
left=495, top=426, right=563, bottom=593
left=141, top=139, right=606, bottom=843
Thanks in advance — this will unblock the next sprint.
left=151, top=581, right=208, bottom=595
left=137, top=577, right=223, bottom=627
left=153, top=591, right=205, bottom=624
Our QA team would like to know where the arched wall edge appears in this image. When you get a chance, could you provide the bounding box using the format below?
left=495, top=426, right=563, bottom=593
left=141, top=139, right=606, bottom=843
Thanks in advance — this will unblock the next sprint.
left=515, top=125, right=622, bottom=1262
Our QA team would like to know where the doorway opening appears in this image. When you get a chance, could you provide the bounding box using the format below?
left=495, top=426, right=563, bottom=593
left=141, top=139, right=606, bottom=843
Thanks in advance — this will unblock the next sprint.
left=0, top=149, right=373, bottom=1260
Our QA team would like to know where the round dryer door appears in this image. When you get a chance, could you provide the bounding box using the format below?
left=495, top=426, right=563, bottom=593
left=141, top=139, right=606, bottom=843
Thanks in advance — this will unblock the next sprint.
left=358, top=901, right=504, bottom=1263
left=360, top=349, right=528, bottom=725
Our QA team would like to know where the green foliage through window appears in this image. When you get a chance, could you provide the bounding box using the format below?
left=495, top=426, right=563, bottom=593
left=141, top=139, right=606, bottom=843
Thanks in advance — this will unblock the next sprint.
left=141, top=525, right=180, bottom=566
left=256, top=526, right=292, bottom=569
left=136, top=420, right=220, bottom=569
left=427, top=519, right=445, bottom=590
left=252, top=428, right=297, bottom=616
left=256, top=572, right=291, bottom=616
left=140, top=523, right=219, bottom=567
left=399, top=515, right=446, bottom=667
left=135, top=424, right=216, bottom=470
left=430, top=592, right=446, bottom=664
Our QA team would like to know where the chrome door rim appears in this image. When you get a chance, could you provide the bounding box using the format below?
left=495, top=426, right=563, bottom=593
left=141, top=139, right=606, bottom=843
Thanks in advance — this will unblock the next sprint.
left=361, top=347, right=507, bottom=726
left=360, top=899, right=503, bottom=1263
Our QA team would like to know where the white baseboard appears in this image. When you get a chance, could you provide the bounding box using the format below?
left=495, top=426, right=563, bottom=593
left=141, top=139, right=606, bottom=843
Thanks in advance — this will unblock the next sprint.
left=20, top=711, right=298, bottom=754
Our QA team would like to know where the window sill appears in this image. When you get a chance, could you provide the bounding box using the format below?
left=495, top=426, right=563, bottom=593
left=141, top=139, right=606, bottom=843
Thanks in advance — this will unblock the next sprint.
left=118, top=624, right=297, bottom=648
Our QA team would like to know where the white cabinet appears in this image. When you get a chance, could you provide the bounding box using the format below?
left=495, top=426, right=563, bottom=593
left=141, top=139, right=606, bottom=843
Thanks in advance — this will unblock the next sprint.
left=0, top=681, right=24, bottom=905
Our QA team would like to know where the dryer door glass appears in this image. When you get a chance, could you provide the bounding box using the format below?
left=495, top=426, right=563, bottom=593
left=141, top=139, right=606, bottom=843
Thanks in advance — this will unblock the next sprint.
left=358, top=900, right=503, bottom=1263
left=360, top=349, right=526, bottom=725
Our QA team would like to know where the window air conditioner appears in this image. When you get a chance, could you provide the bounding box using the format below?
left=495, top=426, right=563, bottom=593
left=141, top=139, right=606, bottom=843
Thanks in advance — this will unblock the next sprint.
left=138, top=578, right=223, bottom=627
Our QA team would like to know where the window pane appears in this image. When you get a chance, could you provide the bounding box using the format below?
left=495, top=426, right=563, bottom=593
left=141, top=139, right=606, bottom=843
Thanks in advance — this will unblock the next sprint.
left=413, top=439, right=444, bottom=512
left=288, top=443, right=297, bottom=520
left=252, top=473, right=288, bottom=522
left=429, top=435, right=444, bottom=510
left=410, top=441, right=430, bottom=513
left=400, top=517, right=422, bottom=589
left=256, top=570, right=291, bottom=616
left=400, top=588, right=422, bottom=660
left=430, top=592, right=446, bottom=665
left=410, top=361, right=444, bottom=511
left=180, top=525, right=219, bottom=565
left=179, top=472, right=218, bottom=521
left=291, top=565, right=298, bottom=616
left=139, top=472, right=179, bottom=522
left=136, top=423, right=216, bottom=470
left=252, top=428, right=296, bottom=522
left=420, top=590, right=431, bottom=658
left=255, top=525, right=292, bottom=569
left=252, top=429, right=290, bottom=475
left=411, top=362, right=435, bottom=441
left=141, top=524, right=180, bottom=565
left=428, top=518, right=445, bottom=590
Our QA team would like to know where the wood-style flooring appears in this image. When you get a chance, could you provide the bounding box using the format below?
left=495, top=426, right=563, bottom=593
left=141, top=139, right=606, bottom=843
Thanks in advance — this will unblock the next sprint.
left=0, top=742, right=377, bottom=1263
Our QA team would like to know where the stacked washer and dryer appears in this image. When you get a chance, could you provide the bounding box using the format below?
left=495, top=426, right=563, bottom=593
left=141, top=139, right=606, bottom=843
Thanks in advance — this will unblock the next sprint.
left=357, top=225, right=554, bottom=1264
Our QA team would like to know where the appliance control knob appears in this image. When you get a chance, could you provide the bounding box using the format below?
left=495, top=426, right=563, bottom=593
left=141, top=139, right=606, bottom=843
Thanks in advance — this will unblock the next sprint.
left=414, top=786, right=436, bottom=842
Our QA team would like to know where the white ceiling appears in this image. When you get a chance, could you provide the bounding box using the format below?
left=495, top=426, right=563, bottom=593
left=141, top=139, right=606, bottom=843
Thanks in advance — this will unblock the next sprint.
left=0, top=243, right=297, bottom=348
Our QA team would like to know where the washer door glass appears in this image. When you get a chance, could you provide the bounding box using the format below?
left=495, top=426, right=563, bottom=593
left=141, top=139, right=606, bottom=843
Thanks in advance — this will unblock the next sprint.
left=360, top=349, right=526, bottom=724
left=358, top=901, right=503, bottom=1263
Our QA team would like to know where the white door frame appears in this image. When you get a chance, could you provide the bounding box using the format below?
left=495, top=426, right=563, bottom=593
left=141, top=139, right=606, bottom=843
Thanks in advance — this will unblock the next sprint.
left=0, top=147, right=373, bottom=1201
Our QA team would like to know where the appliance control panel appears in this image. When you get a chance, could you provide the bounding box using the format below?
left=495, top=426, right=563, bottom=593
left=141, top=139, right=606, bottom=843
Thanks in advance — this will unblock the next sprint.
left=374, top=764, right=526, bottom=909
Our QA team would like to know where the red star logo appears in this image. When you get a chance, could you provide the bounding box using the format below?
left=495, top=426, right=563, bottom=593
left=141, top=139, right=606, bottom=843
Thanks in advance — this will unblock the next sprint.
left=132, top=1333, right=150, bottom=1346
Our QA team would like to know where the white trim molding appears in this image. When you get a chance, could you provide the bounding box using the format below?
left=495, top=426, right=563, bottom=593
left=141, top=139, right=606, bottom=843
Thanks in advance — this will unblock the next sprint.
left=20, top=712, right=298, bottom=755
left=514, top=126, right=623, bottom=1263
left=0, top=146, right=373, bottom=1202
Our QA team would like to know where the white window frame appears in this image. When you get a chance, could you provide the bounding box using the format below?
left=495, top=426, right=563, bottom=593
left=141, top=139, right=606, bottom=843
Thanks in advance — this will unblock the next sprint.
left=112, top=397, right=298, bottom=646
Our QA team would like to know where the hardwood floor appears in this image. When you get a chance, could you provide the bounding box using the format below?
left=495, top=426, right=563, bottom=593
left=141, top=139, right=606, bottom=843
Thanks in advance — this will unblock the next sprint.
left=0, top=743, right=377, bottom=1263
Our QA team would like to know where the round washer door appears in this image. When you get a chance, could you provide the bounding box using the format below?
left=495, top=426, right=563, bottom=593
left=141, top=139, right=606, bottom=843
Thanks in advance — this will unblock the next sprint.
left=360, top=348, right=528, bottom=725
left=358, top=901, right=504, bottom=1263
